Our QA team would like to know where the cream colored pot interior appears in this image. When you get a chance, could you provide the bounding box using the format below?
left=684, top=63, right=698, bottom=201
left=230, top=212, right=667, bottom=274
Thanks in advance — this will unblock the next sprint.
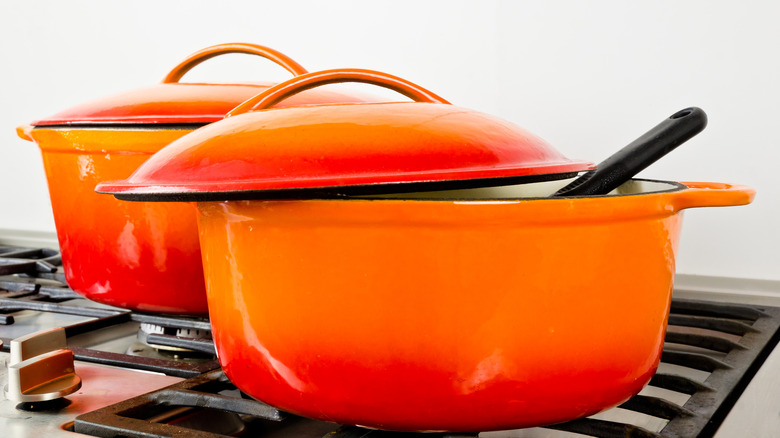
left=359, top=178, right=681, bottom=200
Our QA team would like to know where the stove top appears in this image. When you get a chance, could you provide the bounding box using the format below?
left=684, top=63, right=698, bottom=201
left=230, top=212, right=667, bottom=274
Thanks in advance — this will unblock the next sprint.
left=2, top=244, right=779, bottom=437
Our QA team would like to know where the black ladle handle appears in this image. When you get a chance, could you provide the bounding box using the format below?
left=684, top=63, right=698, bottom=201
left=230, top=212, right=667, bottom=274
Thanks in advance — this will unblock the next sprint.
left=553, top=107, right=707, bottom=197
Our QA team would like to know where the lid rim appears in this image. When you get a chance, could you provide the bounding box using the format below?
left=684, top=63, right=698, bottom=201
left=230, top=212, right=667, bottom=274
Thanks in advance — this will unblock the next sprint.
left=28, top=83, right=280, bottom=126
left=31, top=80, right=386, bottom=126
left=30, top=121, right=212, bottom=129
left=97, top=171, right=586, bottom=202
left=100, top=178, right=688, bottom=203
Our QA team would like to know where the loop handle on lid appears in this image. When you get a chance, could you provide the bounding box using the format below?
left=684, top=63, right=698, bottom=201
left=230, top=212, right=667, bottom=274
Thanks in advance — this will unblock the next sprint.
left=162, top=42, right=308, bottom=84
left=226, top=68, right=451, bottom=117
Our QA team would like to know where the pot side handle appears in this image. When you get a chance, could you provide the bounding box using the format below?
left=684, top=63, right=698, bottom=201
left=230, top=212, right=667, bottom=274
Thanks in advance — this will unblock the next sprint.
left=226, top=68, right=451, bottom=117
left=162, top=42, right=308, bottom=84
left=16, top=125, right=33, bottom=142
left=672, top=181, right=755, bottom=211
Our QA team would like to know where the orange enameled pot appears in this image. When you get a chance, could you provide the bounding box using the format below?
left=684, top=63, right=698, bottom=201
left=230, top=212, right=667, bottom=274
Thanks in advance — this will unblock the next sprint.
left=17, top=44, right=374, bottom=315
left=97, top=70, right=753, bottom=432
left=96, top=70, right=754, bottom=430
left=194, top=180, right=753, bottom=432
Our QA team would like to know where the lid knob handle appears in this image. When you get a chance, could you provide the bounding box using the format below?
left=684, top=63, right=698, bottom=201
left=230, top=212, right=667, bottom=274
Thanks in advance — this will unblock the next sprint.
left=162, top=42, right=308, bottom=84
left=226, top=68, right=451, bottom=117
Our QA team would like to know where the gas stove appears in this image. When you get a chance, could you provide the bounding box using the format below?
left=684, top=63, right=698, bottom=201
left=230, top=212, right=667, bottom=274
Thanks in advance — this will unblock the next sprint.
left=1, top=243, right=779, bottom=437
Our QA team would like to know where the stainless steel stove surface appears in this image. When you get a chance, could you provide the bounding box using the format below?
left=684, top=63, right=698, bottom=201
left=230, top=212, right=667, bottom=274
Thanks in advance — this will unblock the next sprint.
left=2, top=244, right=780, bottom=437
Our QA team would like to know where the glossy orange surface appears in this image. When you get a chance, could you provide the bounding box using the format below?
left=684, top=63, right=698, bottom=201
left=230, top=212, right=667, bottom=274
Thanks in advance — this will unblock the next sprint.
left=23, top=46, right=378, bottom=314
left=197, top=181, right=753, bottom=431
left=31, top=128, right=208, bottom=314
left=161, top=42, right=308, bottom=83
left=97, top=70, right=593, bottom=200
left=31, top=44, right=375, bottom=126
left=224, top=68, right=450, bottom=117
left=31, top=82, right=380, bottom=126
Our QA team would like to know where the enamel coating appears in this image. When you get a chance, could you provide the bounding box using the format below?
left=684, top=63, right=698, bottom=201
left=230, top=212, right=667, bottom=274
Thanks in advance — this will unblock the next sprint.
left=31, top=128, right=208, bottom=314
left=224, top=68, right=450, bottom=116
left=99, top=103, right=592, bottom=197
left=161, top=42, right=308, bottom=83
left=32, top=42, right=314, bottom=126
left=196, top=181, right=753, bottom=431
left=29, top=82, right=378, bottom=126
left=22, top=46, right=377, bottom=314
left=96, top=70, right=593, bottom=199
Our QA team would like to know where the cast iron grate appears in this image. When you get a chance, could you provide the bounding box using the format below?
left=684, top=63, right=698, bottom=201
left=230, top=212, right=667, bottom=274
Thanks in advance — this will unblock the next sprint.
left=0, top=246, right=219, bottom=377
left=72, top=299, right=780, bottom=438
left=0, top=245, right=63, bottom=279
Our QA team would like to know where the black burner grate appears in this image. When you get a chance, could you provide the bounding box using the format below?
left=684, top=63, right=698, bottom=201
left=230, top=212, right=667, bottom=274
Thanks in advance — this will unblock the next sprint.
left=0, top=246, right=219, bottom=377
left=71, top=299, right=780, bottom=438
left=5, top=245, right=779, bottom=437
left=0, top=245, right=63, bottom=279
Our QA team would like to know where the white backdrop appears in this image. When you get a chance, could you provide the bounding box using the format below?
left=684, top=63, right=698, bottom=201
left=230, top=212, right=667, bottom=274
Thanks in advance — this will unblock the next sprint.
left=1, top=1, right=778, bottom=280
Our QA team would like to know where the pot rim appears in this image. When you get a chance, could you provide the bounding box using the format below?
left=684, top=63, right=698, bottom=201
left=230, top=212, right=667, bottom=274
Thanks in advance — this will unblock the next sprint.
left=194, top=179, right=754, bottom=228
left=351, top=178, right=688, bottom=201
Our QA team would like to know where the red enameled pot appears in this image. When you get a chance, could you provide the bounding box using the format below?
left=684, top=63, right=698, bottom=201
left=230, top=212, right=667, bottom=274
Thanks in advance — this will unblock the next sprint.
left=17, top=45, right=375, bottom=315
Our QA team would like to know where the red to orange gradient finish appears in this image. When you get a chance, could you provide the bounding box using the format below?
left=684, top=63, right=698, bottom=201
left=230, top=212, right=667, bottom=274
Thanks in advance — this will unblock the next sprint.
left=20, top=44, right=376, bottom=314
left=197, top=181, right=753, bottom=431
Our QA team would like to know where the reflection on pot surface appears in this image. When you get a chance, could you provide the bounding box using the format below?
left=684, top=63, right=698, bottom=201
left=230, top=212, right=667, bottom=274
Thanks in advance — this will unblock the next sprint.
left=194, top=179, right=752, bottom=431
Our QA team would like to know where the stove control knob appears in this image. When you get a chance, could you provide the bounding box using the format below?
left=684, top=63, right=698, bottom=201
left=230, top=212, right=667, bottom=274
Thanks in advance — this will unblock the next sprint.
left=4, top=327, right=82, bottom=402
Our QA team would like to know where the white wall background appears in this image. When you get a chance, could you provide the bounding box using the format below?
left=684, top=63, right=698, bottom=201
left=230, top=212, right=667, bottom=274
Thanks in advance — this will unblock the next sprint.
left=0, top=1, right=777, bottom=280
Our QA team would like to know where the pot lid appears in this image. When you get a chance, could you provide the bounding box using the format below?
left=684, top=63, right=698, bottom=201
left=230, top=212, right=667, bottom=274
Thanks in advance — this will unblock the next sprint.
left=97, top=69, right=594, bottom=201
left=31, top=43, right=371, bottom=126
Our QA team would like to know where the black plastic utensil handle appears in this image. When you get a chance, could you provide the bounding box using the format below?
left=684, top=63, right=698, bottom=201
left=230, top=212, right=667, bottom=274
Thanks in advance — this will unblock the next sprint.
left=553, top=107, right=707, bottom=197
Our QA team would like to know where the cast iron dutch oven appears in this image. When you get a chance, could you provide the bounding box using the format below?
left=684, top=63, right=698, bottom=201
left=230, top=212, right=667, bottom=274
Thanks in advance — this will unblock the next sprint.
left=97, top=69, right=754, bottom=431
left=16, top=44, right=375, bottom=315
